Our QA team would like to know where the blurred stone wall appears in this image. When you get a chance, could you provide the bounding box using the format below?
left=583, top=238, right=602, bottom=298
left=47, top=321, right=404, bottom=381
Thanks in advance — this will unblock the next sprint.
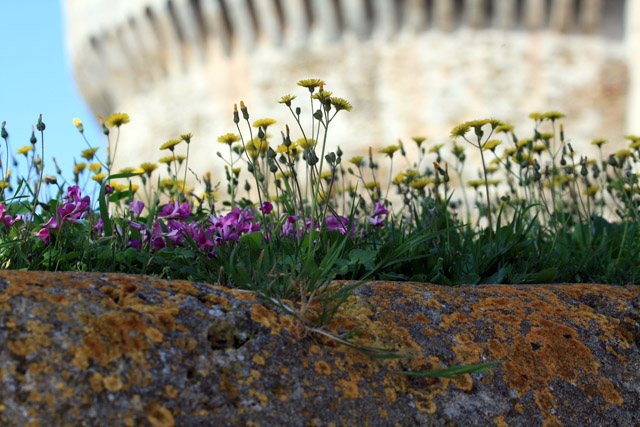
left=63, top=0, right=635, bottom=196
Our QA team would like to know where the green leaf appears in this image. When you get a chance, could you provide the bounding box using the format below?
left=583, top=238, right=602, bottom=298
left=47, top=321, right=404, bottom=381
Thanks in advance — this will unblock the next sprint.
left=395, top=360, right=503, bottom=379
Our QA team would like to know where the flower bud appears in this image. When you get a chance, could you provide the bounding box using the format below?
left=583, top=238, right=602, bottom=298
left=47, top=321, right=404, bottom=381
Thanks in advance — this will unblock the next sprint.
left=30, top=126, right=37, bottom=144
left=233, top=104, right=240, bottom=124
left=313, top=110, right=323, bottom=121
left=295, top=107, right=301, bottom=116
left=73, top=118, right=84, bottom=133
left=1, top=122, right=7, bottom=140
left=240, top=101, right=249, bottom=120
left=36, top=114, right=45, bottom=132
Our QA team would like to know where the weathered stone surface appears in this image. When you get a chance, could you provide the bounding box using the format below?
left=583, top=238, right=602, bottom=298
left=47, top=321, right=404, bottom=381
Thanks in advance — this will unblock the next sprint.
left=0, top=270, right=638, bottom=426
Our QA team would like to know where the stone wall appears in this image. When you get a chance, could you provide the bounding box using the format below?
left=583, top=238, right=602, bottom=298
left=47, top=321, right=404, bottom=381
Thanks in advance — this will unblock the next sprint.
left=63, top=0, right=635, bottom=196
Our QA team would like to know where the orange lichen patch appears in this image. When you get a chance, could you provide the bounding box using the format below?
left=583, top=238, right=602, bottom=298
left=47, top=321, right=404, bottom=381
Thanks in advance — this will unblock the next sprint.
left=129, top=368, right=154, bottom=388
left=596, top=378, right=624, bottom=405
left=336, top=379, right=360, bottom=399
left=28, top=391, right=42, bottom=403
left=314, top=360, right=332, bottom=376
left=165, top=385, right=179, bottom=399
left=103, top=373, right=123, bottom=392
left=250, top=303, right=286, bottom=334
left=249, top=389, right=270, bottom=407
left=145, top=327, right=164, bottom=343
left=89, top=372, right=104, bottom=392
left=199, top=293, right=231, bottom=311
left=145, top=403, right=175, bottom=427
left=452, top=333, right=482, bottom=364
left=414, top=398, right=437, bottom=414
left=252, top=354, right=265, bottom=366
left=493, top=415, right=508, bottom=427
left=7, top=338, right=38, bottom=356
left=451, top=373, right=474, bottom=392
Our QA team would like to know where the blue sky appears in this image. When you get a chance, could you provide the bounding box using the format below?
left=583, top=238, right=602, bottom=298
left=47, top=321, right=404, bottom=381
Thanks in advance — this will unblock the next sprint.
left=1, top=1, right=103, bottom=182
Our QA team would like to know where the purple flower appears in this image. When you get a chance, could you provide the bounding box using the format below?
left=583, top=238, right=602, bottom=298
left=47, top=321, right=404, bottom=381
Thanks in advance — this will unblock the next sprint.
left=58, top=186, right=90, bottom=224
left=34, top=228, right=50, bottom=245
left=43, top=217, right=59, bottom=230
left=326, top=215, right=357, bottom=237
left=372, top=201, right=389, bottom=217
left=158, top=200, right=191, bottom=220
left=260, top=201, right=273, bottom=214
left=0, top=204, right=22, bottom=232
left=128, top=239, right=142, bottom=252
left=368, top=217, right=385, bottom=227
left=129, top=201, right=145, bottom=217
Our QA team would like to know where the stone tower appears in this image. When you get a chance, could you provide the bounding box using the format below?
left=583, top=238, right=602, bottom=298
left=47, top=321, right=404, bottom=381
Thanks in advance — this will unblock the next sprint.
left=63, top=0, right=635, bottom=193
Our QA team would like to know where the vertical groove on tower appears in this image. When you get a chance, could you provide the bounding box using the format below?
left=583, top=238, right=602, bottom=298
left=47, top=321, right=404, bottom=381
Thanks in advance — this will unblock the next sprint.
left=549, top=0, right=574, bottom=32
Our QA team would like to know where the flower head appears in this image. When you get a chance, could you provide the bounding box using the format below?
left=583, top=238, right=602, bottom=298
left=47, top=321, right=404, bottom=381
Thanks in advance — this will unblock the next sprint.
left=349, top=156, right=365, bottom=167
left=139, top=162, right=158, bottom=175
left=297, top=78, right=326, bottom=91
left=482, top=139, right=502, bottom=152
left=591, top=139, right=607, bottom=147
left=160, top=139, right=182, bottom=151
left=252, top=118, right=277, bottom=129
left=81, top=147, right=99, bottom=161
left=450, top=123, right=471, bottom=138
left=105, top=113, right=130, bottom=128
left=218, top=133, right=241, bottom=145
left=17, top=145, right=34, bottom=156
left=330, top=97, right=352, bottom=112
left=73, top=118, right=84, bottom=133
left=379, top=145, right=401, bottom=158
left=278, top=94, right=297, bottom=106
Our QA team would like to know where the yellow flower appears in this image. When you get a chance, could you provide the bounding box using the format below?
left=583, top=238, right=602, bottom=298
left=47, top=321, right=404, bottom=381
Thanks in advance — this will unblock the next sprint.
left=451, top=142, right=465, bottom=157
left=539, top=133, right=554, bottom=141
left=584, top=185, right=600, bottom=197
left=624, top=135, right=640, bottom=142
left=104, top=113, right=130, bottom=128
left=276, top=143, right=298, bottom=156
left=466, top=119, right=490, bottom=129
left=529, top=112, right=543, bottom=121
left=74, top=162, right=87, bottom=175
left=379, top=145, right=401, bottom=157
left=516, top=138, right=532, bottom=148
left=118, top=167, right=135, bottom=174
left=232, top=167, right=241, bottom=175
left=247, top=138, right=269, bottom=153
left=17, top=145, right=34, bottom=156
left=73, top=118, right=84, bottom=133
left=503, top=148, right=516, bottom=156
left=140, top=162, right=158, bottom=174
left=88, top=162, right=102, bottom=174
left=218, top=133, right=241, bottom=145
left=532, top=144, right=547, bottom=154
left=542, top=111, right=565, bottom=121
left=180, top=133, right=193, bottom=143
left=320, top=171, right=333, bottom=180
left=160, top=139, right=182, bottom=151
left=412, top=137, right=426, bottom=147
left=81, top=147, right=99, bottom=161
left=467, top=180, right=485, bottom=189
left=409, top=178, right=433, bottom=189
left=0, top=182, right=10, bottom=189
left=428, top=143, right=445, bottom=153
left=296, top=138, right=316, bottom=149
left=591, top=139, right=607, bottom=147
left=488, top=180, right=502, bottom=186
left=485, top=166, right=499, bottom=173
left=616, top=149, right=631, bottom=160
left=158, top=156, right=174, bottom=164
left=276, top=171, right=291, bottom=179
left=630, top=141, right=640, bottom=150
left=253, top=118, right=277, bottom=129
left=311, top=90, right=333, bottom=101
left=365, top=181, right=380, bottom=190
left=482, top=139, right=502, bottom=151
left=91, top=173, right=108, bottom=183
left=405, top=170, right=419, bottom=179
left=330, top=97, right=353, bottom=112
left=450, top=123, right=470, bottom=138
left=349, top=156, right=364, bottom=167
left=495, top=124, right=514, bottom=133
left=393, top=172, right=405, bottom=185
left=297, top=78, right=326, bottom=90
left=278, top=94, right=297, bottom=105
